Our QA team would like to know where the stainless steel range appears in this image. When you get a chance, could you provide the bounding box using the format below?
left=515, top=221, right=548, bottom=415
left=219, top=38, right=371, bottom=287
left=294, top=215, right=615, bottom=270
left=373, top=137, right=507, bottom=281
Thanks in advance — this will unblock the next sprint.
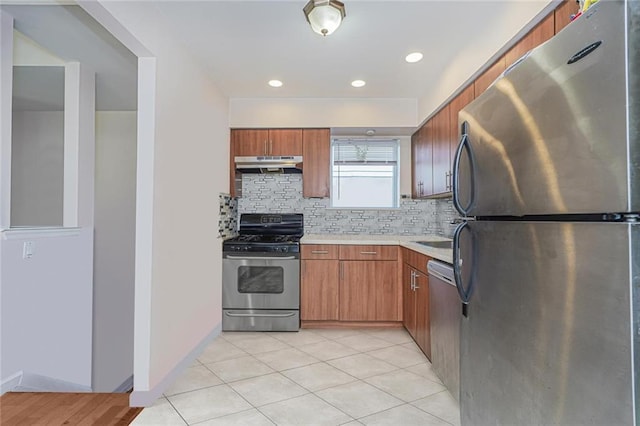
left=222, top=213, right=302, bottom=331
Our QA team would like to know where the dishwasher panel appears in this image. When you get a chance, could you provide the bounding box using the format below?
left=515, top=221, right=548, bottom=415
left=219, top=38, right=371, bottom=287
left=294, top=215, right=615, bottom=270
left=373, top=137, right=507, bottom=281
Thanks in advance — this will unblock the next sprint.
left=428, top=260, right=460, bottom=402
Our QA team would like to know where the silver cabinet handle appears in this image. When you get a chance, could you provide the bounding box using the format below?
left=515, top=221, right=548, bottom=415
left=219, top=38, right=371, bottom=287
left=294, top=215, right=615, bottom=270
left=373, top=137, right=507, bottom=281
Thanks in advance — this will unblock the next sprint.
left=413, top=271, right=420, bottom=290
left=311, top=250, right=329, bottom=254
left=264, top=140, right=267, bottom=155
left=269, top=140, right=273, bottom=155
left=226, top=255, right=296, bottom=260
left=360, top=251, right=377, bottom=255
left=225, top=311, right=296, bottom=318
left=410, top=270, right=415, bottom=291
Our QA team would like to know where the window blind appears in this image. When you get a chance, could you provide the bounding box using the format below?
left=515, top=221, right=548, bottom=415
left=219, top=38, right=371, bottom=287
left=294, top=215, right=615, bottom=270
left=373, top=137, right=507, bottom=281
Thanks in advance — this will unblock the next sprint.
left=332, top=139, right=399, bottom=165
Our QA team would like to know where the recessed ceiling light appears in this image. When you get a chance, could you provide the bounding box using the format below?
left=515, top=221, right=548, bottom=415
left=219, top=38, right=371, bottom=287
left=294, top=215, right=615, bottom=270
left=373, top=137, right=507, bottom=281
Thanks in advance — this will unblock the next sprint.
left=351, top=80, right=366, bottom=88
left=405, top=52, right=423, bottom=63
left=268, top=80, right=283, bottom=88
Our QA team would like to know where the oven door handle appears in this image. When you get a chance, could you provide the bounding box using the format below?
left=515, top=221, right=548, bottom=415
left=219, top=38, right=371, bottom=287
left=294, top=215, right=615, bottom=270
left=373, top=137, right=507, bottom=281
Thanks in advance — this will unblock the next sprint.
left=225, top=311, right=297, bottom=318
left=225, top=255, right=297, bottom=260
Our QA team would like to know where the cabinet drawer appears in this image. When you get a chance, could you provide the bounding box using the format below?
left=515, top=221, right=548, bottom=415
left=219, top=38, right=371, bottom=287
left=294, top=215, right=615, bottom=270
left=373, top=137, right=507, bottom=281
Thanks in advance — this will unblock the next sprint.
left=339, top=245, right=398, bottom=261
left=402, top=248, right=430, bottom=274
left=301, top=244, right=339, bottom=259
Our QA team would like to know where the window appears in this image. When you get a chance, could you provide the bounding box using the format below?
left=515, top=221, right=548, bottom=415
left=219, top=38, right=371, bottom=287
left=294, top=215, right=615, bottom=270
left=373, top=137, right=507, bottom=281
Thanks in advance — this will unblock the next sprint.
left=331, top=139, right=400, bottom=208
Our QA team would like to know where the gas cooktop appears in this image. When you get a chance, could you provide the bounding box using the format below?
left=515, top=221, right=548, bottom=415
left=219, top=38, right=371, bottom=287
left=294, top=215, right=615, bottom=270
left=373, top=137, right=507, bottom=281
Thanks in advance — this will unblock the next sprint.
left=223, top=213, right=303, bottom=254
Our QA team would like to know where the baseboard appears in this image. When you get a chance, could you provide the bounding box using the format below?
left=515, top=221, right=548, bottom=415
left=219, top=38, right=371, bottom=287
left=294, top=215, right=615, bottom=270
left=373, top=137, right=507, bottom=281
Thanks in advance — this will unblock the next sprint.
left=301, top=321, right=403, bottom=329
left=129, top=324, right=221, bottom=407
left=113, top=375, right=134, bottom=393
left=0, top=371, right=23, bottom=395
left=12, top=371, right=91, bottom=393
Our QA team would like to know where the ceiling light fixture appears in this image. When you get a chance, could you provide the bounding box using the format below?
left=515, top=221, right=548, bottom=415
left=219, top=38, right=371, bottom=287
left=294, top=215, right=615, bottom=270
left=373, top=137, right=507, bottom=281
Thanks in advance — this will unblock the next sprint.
left=268, top=80, right=283, bottom=87
left=303, top=0, right=346, bottom=37
left=405, top=52, right=424, bottom=63
left=351, top=79, right=366, bottom=88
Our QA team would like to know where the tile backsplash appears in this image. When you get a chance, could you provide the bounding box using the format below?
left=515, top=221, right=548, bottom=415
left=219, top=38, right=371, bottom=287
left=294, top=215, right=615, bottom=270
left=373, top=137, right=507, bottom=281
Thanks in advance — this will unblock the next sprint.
left=221, top=174, right=459, bottom=237
left=218, top=193, right=238, bottom=238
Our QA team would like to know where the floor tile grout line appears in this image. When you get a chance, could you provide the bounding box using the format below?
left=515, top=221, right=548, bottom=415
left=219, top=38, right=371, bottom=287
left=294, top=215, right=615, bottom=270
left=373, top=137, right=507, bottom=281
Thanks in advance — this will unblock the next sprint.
left=363, top=373, right=445, bottom=406
left=228, top=371, right=311, bottom=409
left=400, top=365, right=446, bottom=386
left=188, top=407, right=271, bottom=426
left=163, top=393, right=191, bottom=425
left=409, top=390, right=460, bottom=426
left=280, top=360, right=361, bottom=393
left=309, top=384, right=366, bottom=423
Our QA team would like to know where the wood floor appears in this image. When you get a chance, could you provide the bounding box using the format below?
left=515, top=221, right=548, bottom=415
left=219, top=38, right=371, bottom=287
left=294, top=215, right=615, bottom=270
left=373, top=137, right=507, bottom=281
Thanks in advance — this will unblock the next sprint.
left=0, top=392, right=143, bottom=425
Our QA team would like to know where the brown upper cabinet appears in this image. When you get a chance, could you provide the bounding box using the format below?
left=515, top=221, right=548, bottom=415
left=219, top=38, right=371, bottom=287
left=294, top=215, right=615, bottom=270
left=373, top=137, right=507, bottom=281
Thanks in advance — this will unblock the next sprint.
left=449, top=84, right=475, bottom=169
left=232, top=128, right=302, bottom=157
left=504, top=13, right=555, bottom=68
left=474, top=56, right=506, bottom=96
left=412, top=121, right=433, bottom=198
left=411, top=3, right=566, bottom=201
left=230, top=128, right=329, bottom=198
left=555, top=0, right=578, bottom=34
left=302, top=128, right=330, bottom=198
left=431, top=105, right=452, bottom=196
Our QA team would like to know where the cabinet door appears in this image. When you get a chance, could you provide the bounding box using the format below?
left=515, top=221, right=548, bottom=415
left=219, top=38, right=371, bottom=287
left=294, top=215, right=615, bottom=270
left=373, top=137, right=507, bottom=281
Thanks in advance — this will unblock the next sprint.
left=414, top=270, right=431, bottom=359
left=555, top=0, right=578, bottom=34
left=301, top=260, right=339, bottom=320
left=268, top=129, right=302, bottom=156
left=505, top=14, right=554, bottom=67
left=339, top=261, right=376, bottom=321
left=374, top=261, right=399, bottom=321
left=415, top=121, right=433, bottom=198
left=233, top=129, right=269, bottom=156
left=302, top=129, right=330, bottom=198
left=449, top=85, right=475, bottom=171
left=403, top=263, right=417, bottom=338
left=411, top=130, right=421, bottom=199
left=431, top=105, right=451, bottom=195
left=474, top=57, right=506, bottom=96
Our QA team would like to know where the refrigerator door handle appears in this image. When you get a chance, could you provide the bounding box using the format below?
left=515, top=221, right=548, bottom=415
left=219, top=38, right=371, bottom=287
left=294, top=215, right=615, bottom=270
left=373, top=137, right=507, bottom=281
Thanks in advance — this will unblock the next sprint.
left=452, top=122, right=476, bottom=216
left=453, top=221, right=475, bottom=315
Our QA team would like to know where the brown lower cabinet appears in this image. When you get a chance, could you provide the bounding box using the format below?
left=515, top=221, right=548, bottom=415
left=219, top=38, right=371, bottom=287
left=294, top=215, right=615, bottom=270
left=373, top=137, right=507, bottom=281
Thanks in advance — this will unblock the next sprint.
left=402, top=249, right=432, bottom=359
left=301, top=259, right=339, bottom=320
left=300, top=244, right=401, bottom=324
left=339, top=260, right=398, bottom=321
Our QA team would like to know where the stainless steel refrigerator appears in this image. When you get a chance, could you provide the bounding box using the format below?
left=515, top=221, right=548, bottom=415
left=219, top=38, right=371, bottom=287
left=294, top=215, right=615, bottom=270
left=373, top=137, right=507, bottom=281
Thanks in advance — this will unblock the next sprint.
left=452, top=1, right=639, bottom=424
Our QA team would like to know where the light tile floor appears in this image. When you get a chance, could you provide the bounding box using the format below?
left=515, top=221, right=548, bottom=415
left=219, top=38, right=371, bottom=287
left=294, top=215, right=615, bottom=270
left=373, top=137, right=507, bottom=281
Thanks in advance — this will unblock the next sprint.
left=131, top=328, right=460, bottom=426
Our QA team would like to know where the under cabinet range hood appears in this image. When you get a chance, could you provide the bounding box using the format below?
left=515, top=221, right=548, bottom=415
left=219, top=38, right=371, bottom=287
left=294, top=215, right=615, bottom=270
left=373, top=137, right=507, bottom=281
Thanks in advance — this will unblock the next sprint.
left=234, top=156, right=303, bottom=174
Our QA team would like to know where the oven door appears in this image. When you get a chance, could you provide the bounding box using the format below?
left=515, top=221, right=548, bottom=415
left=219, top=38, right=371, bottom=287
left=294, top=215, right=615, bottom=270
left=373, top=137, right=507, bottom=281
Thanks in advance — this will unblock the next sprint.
left=222, top=252, right=300, bottom=310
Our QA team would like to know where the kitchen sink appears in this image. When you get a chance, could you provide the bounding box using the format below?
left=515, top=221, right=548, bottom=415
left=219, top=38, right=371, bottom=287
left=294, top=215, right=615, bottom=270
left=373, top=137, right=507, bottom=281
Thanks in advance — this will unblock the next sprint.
left=415, top=240, right=453, bottom=249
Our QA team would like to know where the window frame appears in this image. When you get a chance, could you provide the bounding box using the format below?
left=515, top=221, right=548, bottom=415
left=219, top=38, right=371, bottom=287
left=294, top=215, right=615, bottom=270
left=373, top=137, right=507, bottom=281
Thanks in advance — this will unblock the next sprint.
left=329, top=138, right=400, bottom=209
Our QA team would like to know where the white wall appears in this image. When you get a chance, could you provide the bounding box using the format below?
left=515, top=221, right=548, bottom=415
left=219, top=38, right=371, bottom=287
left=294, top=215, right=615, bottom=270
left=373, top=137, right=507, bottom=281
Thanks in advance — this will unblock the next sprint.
left=229, top=98, right=417, bottom=129
left=10, top=111, right=64, bottom=227
left=0, top=228, right=93, bottom=389
left=416, top=1, right=553, bottom=124
left=92, top=111, right=136, bottom=392
left=94, top=1, right=229, bottom=401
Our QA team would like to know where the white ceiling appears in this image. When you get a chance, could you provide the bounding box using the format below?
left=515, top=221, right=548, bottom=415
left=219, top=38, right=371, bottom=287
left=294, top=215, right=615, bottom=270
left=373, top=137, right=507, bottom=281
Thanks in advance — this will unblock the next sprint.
left=151, top=0, right=551, bottom=100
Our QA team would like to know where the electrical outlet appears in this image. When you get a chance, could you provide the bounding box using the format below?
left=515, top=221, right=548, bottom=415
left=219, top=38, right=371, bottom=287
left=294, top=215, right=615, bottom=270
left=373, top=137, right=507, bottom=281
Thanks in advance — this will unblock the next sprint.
left=23, top=241, right=34, bottom=259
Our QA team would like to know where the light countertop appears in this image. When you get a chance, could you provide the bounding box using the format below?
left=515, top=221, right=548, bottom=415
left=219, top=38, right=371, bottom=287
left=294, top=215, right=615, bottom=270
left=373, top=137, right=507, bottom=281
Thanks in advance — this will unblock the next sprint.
left=301, top=234, right=453, bottom=264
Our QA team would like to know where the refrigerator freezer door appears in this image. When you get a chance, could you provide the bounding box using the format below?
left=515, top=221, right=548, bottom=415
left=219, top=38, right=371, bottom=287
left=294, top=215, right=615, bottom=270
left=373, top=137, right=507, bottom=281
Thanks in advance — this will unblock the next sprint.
left=455, top=0, right=640, bottom=216
left=457, top=221, right=638, bottom=425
